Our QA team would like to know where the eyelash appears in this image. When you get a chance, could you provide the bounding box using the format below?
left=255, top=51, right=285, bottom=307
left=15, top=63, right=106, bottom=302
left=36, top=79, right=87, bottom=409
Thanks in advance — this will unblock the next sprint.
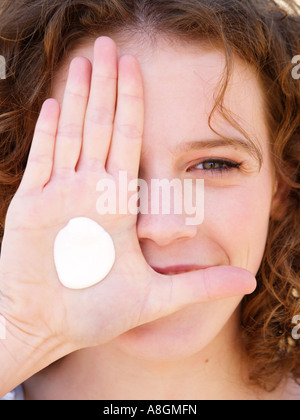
left=188, top=158, right=243, bottom=175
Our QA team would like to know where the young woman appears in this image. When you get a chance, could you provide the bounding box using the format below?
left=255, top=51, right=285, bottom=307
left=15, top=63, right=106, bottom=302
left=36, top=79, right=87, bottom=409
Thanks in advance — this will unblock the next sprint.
left=0, top=0, right=299, bottom=400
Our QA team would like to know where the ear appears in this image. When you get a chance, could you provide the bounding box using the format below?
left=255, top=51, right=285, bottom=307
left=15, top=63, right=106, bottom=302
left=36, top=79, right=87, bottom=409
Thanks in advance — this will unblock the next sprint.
left=270, top=175, right=290, bottom=221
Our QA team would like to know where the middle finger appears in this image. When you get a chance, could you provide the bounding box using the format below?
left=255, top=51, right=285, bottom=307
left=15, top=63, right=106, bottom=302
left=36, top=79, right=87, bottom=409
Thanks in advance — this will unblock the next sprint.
left=77, top=37, right=118, bottom=172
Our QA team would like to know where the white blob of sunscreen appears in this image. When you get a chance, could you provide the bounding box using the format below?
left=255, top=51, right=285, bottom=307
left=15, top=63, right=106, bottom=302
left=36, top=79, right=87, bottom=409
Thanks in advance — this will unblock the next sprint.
left=54, top=217, right=115, bottom=289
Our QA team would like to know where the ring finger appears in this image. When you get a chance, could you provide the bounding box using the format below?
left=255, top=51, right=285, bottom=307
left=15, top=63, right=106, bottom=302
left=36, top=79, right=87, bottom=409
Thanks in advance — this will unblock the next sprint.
left=52, top=57, right=92, bottom=176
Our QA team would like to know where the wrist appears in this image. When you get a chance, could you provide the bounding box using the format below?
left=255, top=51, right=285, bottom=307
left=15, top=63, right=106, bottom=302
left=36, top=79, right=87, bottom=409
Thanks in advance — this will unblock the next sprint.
left=0, top=317, right=73, bottom=398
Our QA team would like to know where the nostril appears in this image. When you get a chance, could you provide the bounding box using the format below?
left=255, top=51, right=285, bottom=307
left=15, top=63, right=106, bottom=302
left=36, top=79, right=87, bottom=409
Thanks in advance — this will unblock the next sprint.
left=137, top=214, right=198, bottom=246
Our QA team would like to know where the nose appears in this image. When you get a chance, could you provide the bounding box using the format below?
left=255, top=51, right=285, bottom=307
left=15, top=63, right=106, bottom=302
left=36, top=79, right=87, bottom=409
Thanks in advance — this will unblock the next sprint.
left=137, top=212, right=198, bottom=247
left=135, top=170, right=201, bottom=246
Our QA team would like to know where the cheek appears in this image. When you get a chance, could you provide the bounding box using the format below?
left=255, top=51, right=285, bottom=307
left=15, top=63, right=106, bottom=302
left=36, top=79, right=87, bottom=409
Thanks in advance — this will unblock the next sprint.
left=203, top=181, right=273, bottom=273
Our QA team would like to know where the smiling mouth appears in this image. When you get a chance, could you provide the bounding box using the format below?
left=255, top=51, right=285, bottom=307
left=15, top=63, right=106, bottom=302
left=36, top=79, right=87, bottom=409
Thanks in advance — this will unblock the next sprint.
left=151, top=265, right=212, bottom=276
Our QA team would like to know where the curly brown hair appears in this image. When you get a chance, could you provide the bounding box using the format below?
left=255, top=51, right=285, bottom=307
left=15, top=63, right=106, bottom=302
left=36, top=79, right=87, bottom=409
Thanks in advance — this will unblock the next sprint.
left=0, top=0, right=299, bottom=392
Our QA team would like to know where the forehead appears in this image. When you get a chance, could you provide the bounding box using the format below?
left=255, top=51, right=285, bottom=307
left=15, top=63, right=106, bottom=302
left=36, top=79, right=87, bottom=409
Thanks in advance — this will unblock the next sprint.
left=52, top=37, right=268, bottom=159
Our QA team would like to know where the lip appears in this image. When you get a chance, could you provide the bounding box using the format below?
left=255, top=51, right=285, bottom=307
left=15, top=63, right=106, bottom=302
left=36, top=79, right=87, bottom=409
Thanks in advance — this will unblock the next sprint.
left=152, top=265, right=212, bottom=275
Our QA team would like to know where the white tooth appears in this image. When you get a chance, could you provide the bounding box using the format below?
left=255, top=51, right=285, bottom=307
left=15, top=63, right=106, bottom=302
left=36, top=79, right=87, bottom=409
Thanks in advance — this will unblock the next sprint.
left=54, top=217, right=115, bottom=290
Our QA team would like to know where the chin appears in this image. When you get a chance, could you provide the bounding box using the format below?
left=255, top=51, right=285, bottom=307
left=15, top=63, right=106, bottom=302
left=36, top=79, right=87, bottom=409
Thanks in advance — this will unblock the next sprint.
left=113, top=298, right=242, bottom=362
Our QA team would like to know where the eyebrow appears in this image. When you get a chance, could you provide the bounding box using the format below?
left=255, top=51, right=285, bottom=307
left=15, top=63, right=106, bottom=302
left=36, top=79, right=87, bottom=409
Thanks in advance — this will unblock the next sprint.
left=174, top=138, right=262, bottom=165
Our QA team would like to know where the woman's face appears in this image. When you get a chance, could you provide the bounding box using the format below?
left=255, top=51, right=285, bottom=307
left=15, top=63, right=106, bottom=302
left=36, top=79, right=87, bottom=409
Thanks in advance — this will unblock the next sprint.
left=52, top=38, right=277, bottom=361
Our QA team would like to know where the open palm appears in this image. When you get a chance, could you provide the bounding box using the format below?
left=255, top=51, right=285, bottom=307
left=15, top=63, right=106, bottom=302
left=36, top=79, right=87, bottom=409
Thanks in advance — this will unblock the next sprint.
left=0, top=37, right=256, bottom=355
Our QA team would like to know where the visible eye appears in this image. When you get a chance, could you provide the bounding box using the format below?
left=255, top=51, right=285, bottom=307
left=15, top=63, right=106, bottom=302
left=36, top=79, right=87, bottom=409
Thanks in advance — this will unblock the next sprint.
left=188, top=158, right=243, bottom=175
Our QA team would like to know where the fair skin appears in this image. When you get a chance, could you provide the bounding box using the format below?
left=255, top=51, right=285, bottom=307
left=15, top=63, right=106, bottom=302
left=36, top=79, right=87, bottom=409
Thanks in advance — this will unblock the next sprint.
left=0, top=36, right=298, bottom=399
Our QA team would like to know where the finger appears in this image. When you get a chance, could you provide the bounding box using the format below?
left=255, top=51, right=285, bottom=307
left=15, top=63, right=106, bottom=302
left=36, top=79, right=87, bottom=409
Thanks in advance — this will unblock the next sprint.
left=77, top=37, right=118, bottom=172
left=19, top=99, right=60, bottom=193
left=106, top=54, right=144, bottom=180
left=52, top=57, right=92, bottom=176
left=143, top=266, right=257, bottom=322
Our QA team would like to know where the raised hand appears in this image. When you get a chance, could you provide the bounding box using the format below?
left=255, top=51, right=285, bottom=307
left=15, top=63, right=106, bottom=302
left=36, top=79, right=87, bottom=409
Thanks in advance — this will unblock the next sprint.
left=0, top=37, right=256, bottom=372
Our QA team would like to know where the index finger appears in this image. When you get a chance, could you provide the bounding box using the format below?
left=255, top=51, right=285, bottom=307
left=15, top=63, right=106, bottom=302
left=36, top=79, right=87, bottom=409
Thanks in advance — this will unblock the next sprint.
left=106, top=54, right=144, bottom=180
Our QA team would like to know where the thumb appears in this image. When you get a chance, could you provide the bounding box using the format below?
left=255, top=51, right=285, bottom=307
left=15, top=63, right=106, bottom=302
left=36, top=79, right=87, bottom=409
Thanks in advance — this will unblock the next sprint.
left=141, top=265, right=256, bottom=324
